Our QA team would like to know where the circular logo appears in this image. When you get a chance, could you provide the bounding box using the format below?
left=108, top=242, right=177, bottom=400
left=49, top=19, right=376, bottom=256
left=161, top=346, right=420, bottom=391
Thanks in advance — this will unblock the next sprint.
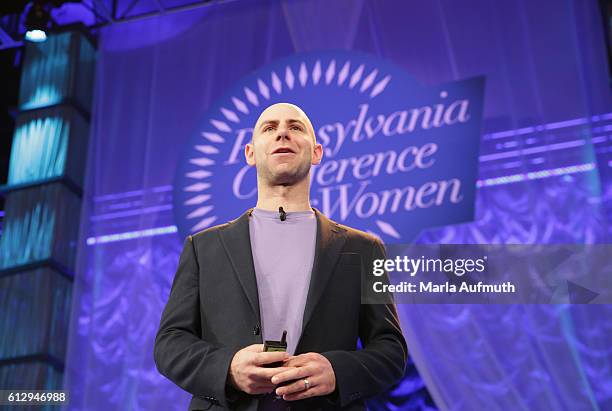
left=174, top=50, right=479, bottom=241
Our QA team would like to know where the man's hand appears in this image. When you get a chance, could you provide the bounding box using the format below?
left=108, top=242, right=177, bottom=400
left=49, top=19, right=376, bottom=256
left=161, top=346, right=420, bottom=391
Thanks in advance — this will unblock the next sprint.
left=228, top=344, right=293, bottom=395
left=271, top=352, right=336, bottom=401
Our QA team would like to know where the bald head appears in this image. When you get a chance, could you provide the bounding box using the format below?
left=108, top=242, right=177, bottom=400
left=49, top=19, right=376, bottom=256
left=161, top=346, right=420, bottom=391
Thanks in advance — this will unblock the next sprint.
left=244, top=102, right=323, bottom=188
left=252, top=103, right=316, bottom=143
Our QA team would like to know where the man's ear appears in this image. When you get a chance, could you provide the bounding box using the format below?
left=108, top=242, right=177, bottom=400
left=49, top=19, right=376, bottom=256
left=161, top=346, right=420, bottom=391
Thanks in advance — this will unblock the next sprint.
left=311, top=143, right=323, bottom=165
left=245, top=142, right=256, bottom=166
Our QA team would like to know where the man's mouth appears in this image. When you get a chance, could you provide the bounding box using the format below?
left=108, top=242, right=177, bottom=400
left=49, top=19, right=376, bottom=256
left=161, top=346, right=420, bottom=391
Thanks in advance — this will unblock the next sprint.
left=271, top=147, right=296, bottom=155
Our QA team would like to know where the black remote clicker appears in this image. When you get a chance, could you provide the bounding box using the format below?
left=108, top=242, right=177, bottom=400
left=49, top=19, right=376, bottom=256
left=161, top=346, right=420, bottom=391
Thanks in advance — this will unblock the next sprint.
left=263, top=330, right=287, bottom=368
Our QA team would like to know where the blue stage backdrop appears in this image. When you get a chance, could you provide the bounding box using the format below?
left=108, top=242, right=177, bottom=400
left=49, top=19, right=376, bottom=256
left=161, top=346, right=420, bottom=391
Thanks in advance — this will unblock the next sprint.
left=64, top=1, right=612, bottom=410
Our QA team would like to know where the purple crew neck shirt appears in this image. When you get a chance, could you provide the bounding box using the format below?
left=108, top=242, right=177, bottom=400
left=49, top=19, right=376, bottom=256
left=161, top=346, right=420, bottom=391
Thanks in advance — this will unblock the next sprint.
left=249, top=207, right=317, bottom=356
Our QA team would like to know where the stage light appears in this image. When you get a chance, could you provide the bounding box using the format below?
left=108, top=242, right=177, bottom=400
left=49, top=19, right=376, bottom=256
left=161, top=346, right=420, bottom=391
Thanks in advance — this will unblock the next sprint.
left=25, top=29, right=47, bottom=42
left=24, top=1, right=51, bottom=43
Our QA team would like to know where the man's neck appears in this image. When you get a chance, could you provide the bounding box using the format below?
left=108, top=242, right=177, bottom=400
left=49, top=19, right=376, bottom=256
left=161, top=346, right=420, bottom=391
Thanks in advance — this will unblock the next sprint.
left=255, top=178, right=312, bottom=212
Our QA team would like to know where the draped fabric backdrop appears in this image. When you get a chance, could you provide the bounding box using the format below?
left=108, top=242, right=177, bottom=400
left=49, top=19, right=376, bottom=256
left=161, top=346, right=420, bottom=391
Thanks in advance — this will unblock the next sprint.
left=63, top=1, right=612, bottom=410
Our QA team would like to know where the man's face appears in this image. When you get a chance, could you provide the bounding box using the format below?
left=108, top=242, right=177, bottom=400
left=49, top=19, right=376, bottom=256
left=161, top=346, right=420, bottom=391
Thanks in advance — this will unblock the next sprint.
left=245, top=104, right=323, bottom=186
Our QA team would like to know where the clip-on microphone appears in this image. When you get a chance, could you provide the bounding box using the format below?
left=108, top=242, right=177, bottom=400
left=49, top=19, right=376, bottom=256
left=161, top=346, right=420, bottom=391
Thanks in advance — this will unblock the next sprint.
left=278, top=206, right=287, bottom=221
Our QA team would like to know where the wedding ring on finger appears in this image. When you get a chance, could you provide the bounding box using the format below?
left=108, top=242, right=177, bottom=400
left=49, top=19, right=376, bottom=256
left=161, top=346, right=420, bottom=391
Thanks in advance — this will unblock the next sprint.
left=303, top=379, right=310, bottom=390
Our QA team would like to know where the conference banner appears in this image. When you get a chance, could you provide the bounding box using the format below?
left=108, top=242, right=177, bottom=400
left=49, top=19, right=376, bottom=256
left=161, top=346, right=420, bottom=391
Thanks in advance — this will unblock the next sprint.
left=174, top=50, right=485, bottom=242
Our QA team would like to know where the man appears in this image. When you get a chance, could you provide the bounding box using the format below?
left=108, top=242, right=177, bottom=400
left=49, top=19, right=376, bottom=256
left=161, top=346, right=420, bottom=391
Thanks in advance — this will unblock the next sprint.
left=154, top=103, right=407, bottom=410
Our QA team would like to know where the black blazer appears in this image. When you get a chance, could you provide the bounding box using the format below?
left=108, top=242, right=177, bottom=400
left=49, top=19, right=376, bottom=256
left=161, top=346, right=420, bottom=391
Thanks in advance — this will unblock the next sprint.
left=154, top=208, right=407, bottom=410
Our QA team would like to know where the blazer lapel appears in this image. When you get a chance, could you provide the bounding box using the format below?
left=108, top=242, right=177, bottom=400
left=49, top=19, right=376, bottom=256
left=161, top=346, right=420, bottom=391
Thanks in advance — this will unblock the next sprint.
left=301, top=208, right=346, bottom=334
left=218, top=208, right=260, bottom=321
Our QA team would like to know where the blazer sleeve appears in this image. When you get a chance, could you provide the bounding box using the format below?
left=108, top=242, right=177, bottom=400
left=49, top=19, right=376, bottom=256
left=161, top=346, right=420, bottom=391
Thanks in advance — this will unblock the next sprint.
left=153, top=235, right=238, bottom=408
left=322, top=238, right=408, bottom=407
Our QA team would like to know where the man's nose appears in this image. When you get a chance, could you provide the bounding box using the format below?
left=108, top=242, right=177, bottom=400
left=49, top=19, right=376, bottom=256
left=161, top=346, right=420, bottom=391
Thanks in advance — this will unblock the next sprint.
left=276, top=127, right=291, bottom=141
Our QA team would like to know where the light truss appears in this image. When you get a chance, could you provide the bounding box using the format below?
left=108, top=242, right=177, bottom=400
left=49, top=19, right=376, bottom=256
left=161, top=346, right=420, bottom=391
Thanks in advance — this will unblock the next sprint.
left=0, top=0, right=238, bottom=50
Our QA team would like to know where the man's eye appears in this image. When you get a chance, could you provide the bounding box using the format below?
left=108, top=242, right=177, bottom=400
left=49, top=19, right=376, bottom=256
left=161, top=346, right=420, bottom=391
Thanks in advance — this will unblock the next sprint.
left=264, top=126, right=275, bottom=132
left=291, top=126, right=303, bottom=131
